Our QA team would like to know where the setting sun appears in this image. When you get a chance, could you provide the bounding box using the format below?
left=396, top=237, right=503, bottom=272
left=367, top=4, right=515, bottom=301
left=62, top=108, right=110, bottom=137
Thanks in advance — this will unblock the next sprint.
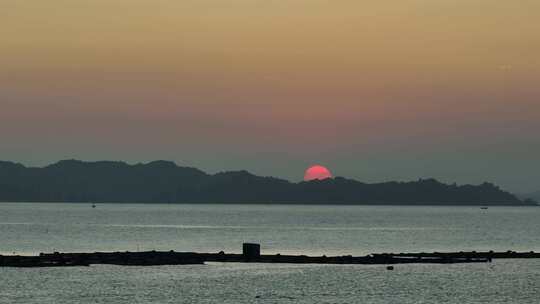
left=304, top=165, right=333, bottom=181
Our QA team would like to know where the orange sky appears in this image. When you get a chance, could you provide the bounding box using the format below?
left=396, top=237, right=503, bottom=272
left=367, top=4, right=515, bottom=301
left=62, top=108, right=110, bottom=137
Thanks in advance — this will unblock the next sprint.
left=1, top=1, right=539, bottom=192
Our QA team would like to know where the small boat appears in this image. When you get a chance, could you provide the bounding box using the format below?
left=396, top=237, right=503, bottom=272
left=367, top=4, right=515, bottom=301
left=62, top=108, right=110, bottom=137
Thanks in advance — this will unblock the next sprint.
left=480, top=207, right=488, bottom=210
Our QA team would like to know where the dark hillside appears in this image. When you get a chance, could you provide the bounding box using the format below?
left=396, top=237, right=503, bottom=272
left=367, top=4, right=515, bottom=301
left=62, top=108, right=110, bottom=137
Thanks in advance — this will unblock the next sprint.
left=0, top=160, right=535, bottom=205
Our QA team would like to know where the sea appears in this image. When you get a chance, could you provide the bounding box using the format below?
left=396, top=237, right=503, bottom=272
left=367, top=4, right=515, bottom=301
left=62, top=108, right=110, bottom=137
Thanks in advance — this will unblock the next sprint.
left=0, top=203, right=538, bottom=303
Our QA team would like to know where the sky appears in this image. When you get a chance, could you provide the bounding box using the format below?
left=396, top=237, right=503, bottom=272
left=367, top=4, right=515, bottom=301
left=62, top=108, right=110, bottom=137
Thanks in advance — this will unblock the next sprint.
left=1, top=1, right=539, bottom=193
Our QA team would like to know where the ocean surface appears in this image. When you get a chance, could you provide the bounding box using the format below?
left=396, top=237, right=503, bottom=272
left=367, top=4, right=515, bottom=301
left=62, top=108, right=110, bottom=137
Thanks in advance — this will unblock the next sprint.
left=0, top=203, right=539, bottom=303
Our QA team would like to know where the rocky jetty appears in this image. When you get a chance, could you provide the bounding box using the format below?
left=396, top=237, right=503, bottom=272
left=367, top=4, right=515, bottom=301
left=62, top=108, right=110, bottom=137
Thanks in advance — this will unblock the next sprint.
left=1, top=244, right=538, bottom=268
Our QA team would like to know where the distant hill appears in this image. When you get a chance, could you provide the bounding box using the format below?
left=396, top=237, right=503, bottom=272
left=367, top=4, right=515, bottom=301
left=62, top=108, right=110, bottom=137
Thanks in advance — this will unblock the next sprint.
left=519, top=191, right=540, bottom=202
left=0, top=160, right=536, bottom=205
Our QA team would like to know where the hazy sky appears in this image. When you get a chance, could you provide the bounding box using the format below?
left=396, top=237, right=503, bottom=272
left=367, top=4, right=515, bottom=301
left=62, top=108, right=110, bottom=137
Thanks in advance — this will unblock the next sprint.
left=1, top=1, right=539, bottom=193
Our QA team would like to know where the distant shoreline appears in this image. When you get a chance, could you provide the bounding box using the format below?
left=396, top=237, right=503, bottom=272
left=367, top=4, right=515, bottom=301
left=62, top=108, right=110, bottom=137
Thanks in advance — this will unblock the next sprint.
left=1, top=159, right=537, bottom=206
left=0, top=201, right=537, bottom=206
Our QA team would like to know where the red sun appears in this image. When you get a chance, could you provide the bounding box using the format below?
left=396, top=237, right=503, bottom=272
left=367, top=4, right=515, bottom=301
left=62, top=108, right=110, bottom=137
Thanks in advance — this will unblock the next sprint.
left=304, top=165, right=333, bottom=181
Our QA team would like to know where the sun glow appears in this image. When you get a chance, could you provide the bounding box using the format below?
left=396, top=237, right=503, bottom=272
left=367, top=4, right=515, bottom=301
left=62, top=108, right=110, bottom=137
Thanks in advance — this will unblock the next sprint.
left=304, top=165, right=333, bottom=181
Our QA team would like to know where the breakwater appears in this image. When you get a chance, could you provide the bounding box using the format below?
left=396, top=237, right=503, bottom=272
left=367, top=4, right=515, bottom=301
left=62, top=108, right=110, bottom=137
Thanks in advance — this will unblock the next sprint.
left=1, top=244, right=538, bottom=268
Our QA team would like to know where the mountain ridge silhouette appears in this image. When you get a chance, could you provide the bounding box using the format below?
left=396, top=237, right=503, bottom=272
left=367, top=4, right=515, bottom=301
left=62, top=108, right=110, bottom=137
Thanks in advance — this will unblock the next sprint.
left=0, top=160, right=536, bottom=205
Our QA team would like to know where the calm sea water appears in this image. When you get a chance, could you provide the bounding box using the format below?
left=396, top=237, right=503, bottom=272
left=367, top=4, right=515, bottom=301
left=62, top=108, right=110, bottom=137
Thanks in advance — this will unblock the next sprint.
left=0, top=203, right=539, bottom=303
